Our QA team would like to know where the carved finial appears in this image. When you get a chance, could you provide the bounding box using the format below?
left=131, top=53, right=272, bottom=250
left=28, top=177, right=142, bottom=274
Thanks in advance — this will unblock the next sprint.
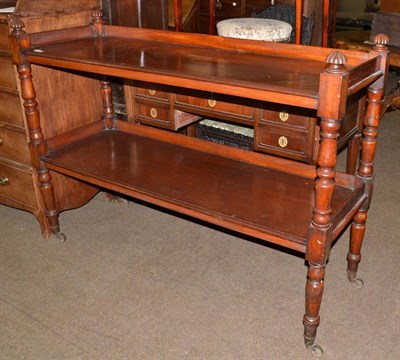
left=92, top=10, right=103, bottom=23
left=8, top=15, right=25, bottom=34
left=373, top=33, right=389, bottom=51
left=325, top=51, right=347, bottom=73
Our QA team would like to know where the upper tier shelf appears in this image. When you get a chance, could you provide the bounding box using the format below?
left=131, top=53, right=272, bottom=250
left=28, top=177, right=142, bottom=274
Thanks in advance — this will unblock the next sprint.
left=18, top=23, right=383, bottom=109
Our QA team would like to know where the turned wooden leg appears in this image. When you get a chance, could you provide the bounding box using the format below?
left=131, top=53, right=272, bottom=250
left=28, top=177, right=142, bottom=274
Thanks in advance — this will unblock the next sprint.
left=303, top=51, right=352, bottom=355
left=16, top=62, right=65, bottom=241
left=347, top=209, right=367, bottom=288
left=348, top=84, right=385, bottom=285
left=38, top=167, right=65, bottom=241
left=303, top=262, right=325, bottom=357
left=304, top=67, right=343, bottom=354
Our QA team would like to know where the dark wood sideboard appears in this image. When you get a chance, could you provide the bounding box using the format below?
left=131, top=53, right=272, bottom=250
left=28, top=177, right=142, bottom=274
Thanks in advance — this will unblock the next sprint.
left=0, top=0, right=102, bottom=238
left=9, top=11, right=390, bottom=356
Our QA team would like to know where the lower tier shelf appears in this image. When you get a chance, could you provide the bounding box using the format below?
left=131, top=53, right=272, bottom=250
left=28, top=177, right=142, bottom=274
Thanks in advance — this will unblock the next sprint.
left=42, top=126, right=366, bottom=252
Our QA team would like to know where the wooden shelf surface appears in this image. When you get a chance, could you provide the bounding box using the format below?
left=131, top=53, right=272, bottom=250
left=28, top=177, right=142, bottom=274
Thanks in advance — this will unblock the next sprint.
left=21, top=26, right=381, bottom=110
left=42, top=128, right=364, bottom=252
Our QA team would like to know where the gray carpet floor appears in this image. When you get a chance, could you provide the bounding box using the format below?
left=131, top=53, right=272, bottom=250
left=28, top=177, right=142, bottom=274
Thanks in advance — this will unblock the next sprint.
left=1, top=75, right=399, bottom=359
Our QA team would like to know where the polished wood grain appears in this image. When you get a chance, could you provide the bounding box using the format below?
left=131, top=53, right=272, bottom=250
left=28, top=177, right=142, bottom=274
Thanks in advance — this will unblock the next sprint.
left=41, top=126, right=365, bottom=253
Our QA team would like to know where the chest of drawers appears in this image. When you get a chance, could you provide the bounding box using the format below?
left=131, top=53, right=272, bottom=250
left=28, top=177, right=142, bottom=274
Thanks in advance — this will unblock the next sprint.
left=0, top=0, right=102, bottom=237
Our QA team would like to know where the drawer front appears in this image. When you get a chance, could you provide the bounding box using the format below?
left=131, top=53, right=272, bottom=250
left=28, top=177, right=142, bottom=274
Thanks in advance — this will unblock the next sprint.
left=135, top=99, right=199, bottom=130
left=135, top=98, right=172, bottom=129
left=0, top=90, right=24, bottom=127
left=0, top=162, right=37, bottom=207
left=262, top=105, right=317, bottom=128
left=176, top=92, right=255, bottom=123
left=0, top=57, right=17, bottom=89
left=256, top=105, right=318, bottom=162
left=0, top=21, right=10, bottom=51
left=255, top=123, right=314, bottom=162
left=0, top=126, right=30, bottom=164
left=136, top=85, right=170, bottom=101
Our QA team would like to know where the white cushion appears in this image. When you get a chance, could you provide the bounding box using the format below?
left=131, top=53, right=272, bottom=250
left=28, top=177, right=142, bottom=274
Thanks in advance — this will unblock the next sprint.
left=217, top=18, right=292, bottom=42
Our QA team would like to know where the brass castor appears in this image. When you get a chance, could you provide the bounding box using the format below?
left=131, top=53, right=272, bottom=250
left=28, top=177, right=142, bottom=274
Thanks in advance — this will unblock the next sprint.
left=307, top=343, right=323, bottom=357
left=305, top=338, right=324, bottom=357
left=349, top=277, right=364, bottom=289
left=54, top=231, right=66, bottom=242
left=347, top=270, right=364, bottom=288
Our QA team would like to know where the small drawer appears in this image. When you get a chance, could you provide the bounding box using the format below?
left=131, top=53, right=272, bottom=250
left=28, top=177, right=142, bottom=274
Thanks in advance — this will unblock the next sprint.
left=0, top=161, right=37, bottom=207
left=254, top=123, right=316, bottom=163
left=0, top=126, right=30, bottom=164
left=176, top=92, right=255, bottom=124
left=262, top=105, right=317, bottom=129
left=0, top=21, right=10, bottom=51
left=0, top=56, right=17, bottom=89
left=136, top=85, right=170, bottom=101
left=136, top=98, right=171, bottom=129
left=0, top=90, right=24, bottom=127
left=135, top=98, right=199, bottom=130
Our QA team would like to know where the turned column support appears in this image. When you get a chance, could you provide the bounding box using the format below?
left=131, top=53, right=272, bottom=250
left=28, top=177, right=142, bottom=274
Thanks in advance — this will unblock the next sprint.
left=304, top=51, right=349, bottom=356
left=100, top=79, right=118, bottom=129
left=347, top=34, right=389, bottom=287
left=9, top=18, right=65, bottom=241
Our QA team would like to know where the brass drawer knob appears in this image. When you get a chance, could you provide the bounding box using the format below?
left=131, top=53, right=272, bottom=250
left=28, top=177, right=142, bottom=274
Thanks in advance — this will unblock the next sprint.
left=150, top=108, right=158, bottom=118
left=148, top=88, right=156, bottom=95
left=208, top=98, right=217, bottom=108
left=278, top=136, right=288, bottom=148
left=0, top=176, right=10, bottom=186
left=0, top=138, right=3, bottom=145
left=279, top=111, right=289, bottom=122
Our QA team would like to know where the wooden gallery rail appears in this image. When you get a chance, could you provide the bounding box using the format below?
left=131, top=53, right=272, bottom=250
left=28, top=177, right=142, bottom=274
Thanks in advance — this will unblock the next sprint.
left=9, top=11, right=390, bottom=357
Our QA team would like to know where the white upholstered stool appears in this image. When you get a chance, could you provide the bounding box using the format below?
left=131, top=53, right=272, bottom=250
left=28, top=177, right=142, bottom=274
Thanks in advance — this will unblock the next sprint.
left=216, top=18, right=292, bottom=42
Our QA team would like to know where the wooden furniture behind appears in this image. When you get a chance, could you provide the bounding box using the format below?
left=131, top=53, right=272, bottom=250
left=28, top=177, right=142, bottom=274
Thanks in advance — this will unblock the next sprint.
left=10, top=12, right=389, bottom=356
left=202, top=0, right=333, bottom=46
left=169, top=0, right=199, bottom=32
left=102, top=0, right=178, bottom=30
left=0, top=0, right=102, bottom=238
left=380, top=0, right=400, bottom=13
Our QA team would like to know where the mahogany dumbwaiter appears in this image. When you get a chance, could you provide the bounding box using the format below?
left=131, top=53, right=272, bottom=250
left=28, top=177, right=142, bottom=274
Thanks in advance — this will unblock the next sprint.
left=9, top=10, right=392, bottom=356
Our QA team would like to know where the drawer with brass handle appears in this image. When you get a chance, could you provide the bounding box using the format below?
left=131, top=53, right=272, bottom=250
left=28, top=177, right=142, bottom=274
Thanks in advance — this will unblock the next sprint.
left=262, top=104, right=317, bottom=128
left=175, top=92, right=256, bottom=125
left=0, top=162, right=37, bottom=207
left=254, top=123, right=317, bottom=163
left=135, top=98, right=172, bottom=129
left=136, top=84, right=170, bottom=101
left=135, top=98, right=199, bottom=130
